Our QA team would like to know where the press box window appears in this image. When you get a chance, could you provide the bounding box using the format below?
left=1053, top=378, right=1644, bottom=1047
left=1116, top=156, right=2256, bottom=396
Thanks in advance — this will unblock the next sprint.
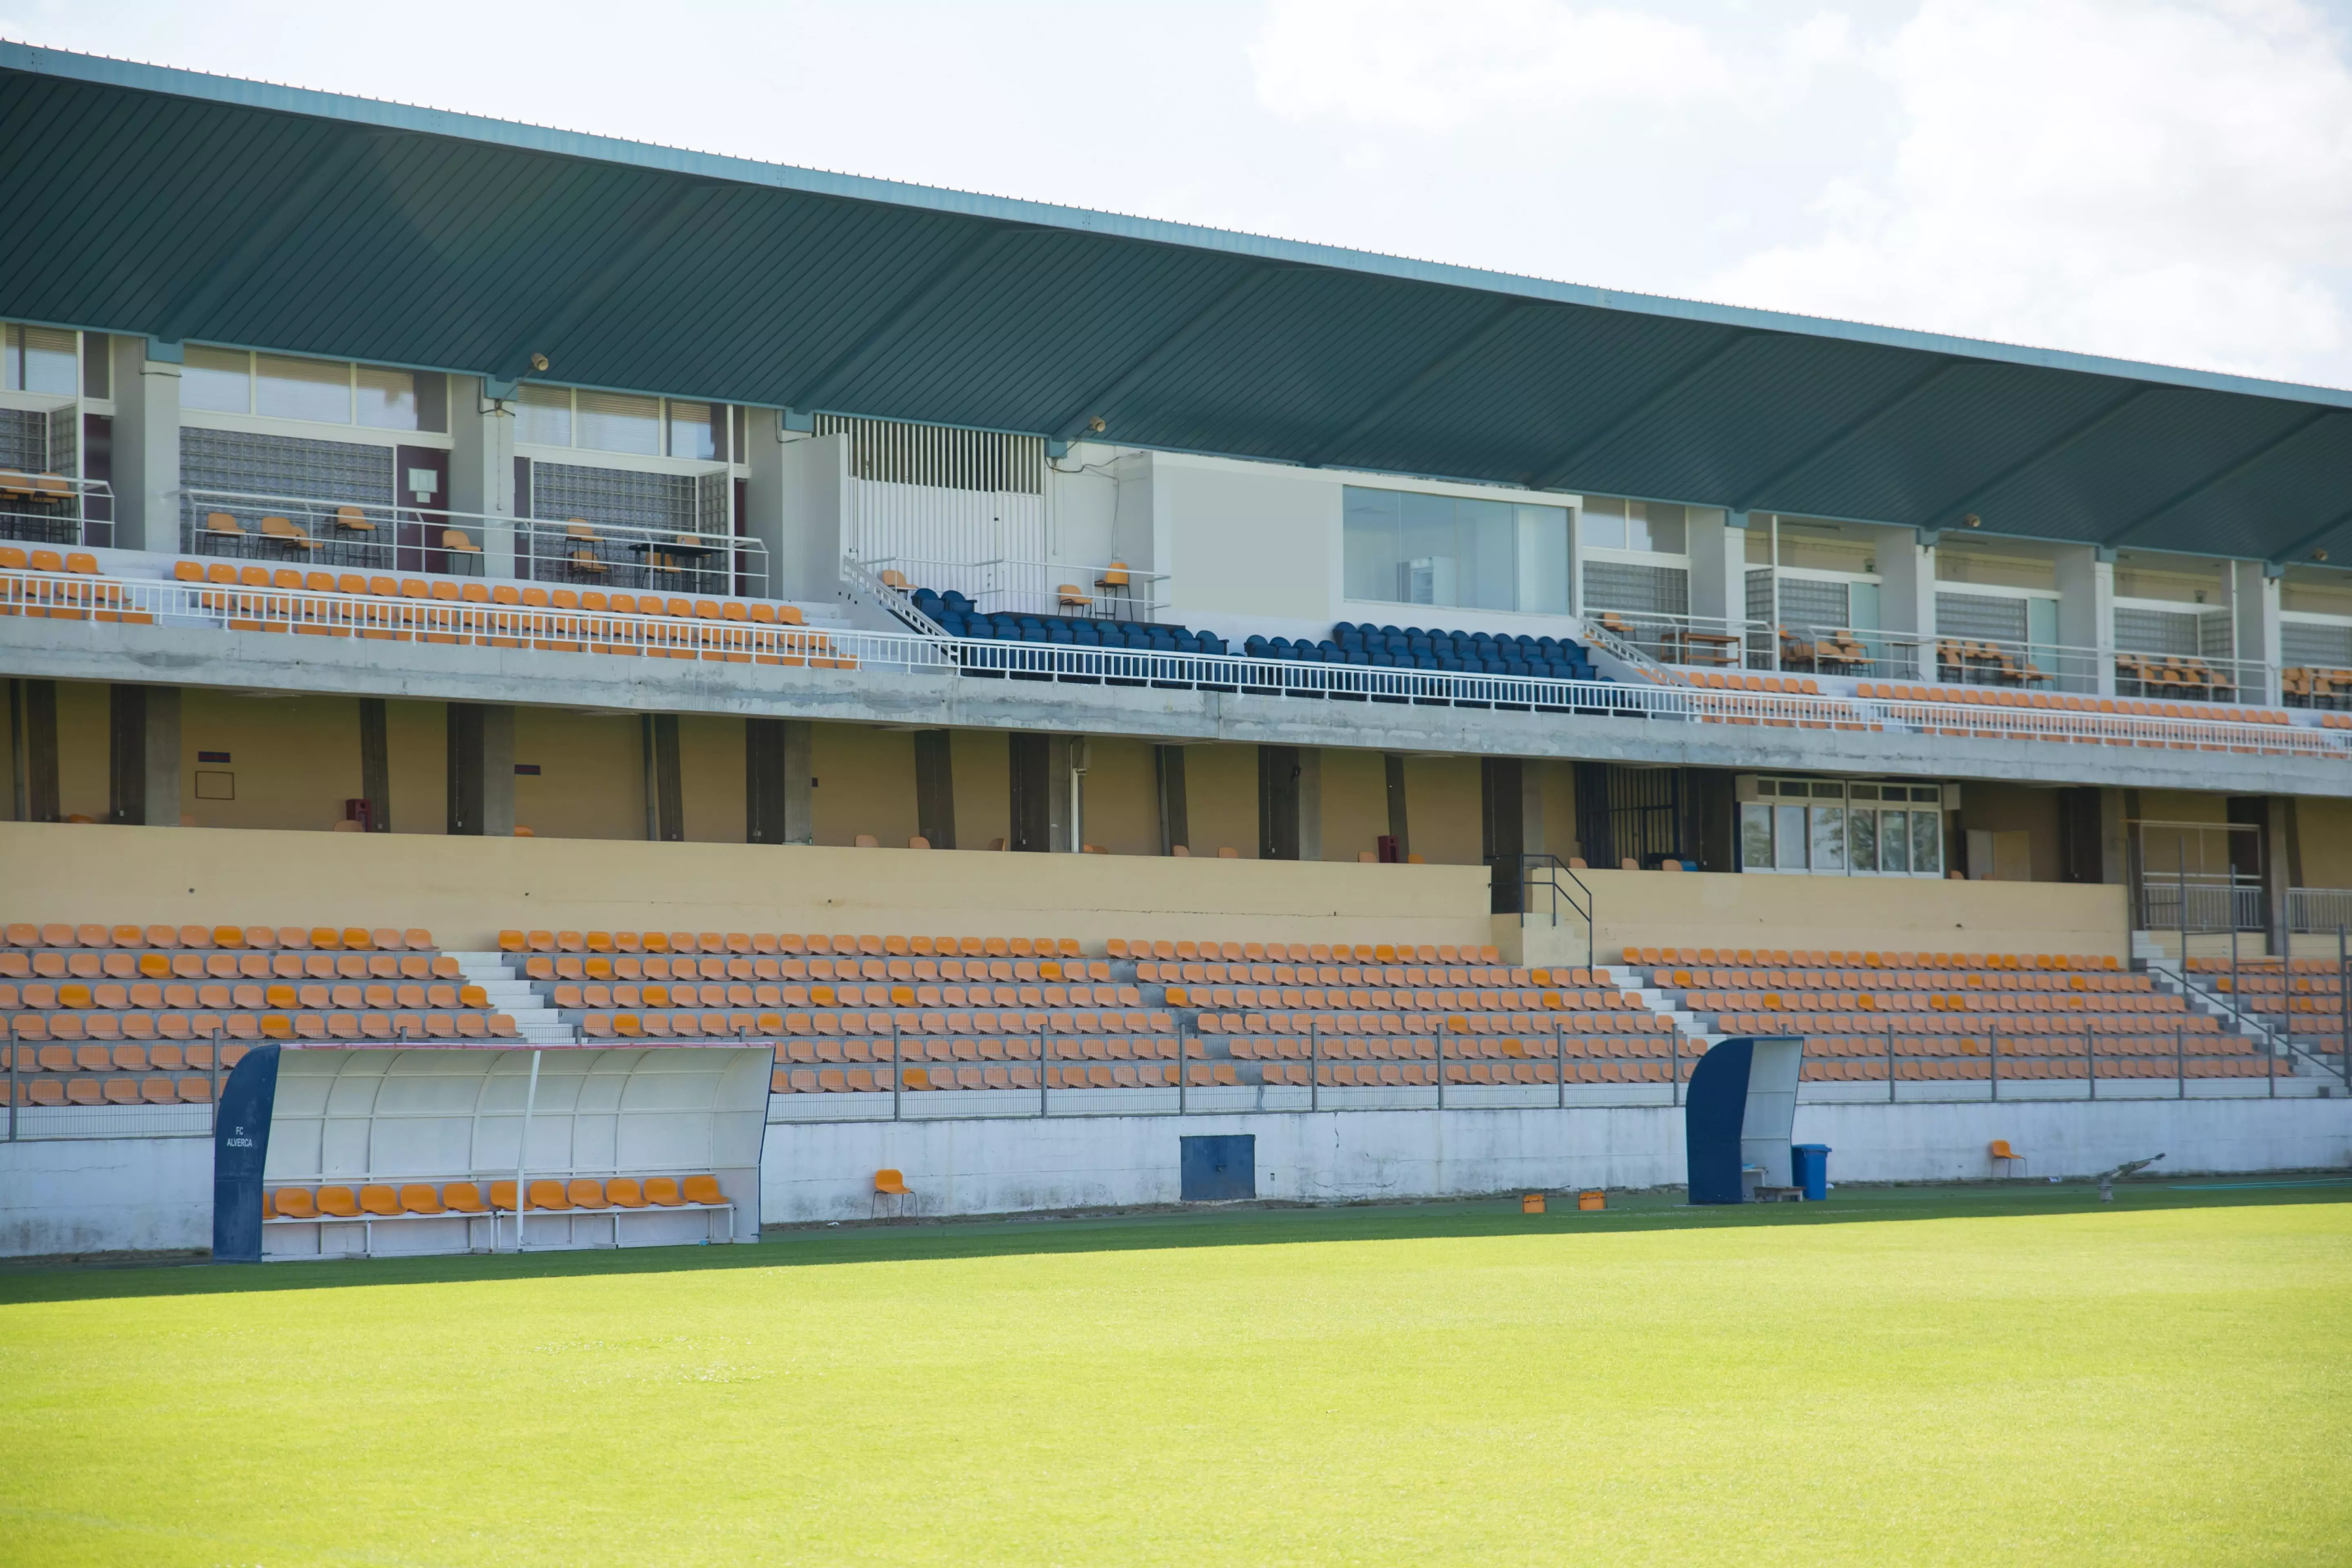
left=1343, top=485, right=1570, bottom=615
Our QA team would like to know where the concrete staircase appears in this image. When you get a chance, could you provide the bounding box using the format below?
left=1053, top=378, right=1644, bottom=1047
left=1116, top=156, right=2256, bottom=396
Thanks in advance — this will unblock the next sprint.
left=1595, top=963, right=1717, bottom=1047
left=443, top=952, right=576, bottom=1045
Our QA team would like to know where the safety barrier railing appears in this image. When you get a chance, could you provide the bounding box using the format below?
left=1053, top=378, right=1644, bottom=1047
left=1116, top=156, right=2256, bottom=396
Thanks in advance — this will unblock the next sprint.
left=181, top=490, right=766, bottom=597
left=2286, top=888, right=2352, bottom=933
left=4, top=1036, right=222, bottom=1142
left=15, top=565, right=2352, bottom=761
left=1520, top=854, right=1595, bottom=971
left=866, top=554, right=1171, bottom=622
left=1, top=473, right=112, bottom=549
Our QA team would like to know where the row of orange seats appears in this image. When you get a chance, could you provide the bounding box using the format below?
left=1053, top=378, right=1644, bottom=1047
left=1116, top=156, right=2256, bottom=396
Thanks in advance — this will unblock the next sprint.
left=772, top=1063, right=1228, bottom=1092
left=174, top=559, right=805, bottom=623
left=1621, top=945, right=2121, bottom=971
left=1203, top=1007, right=1665, bottom=1036
left=6, top=1076, right=214, bottom=1107
left=1109, top=938, right=1503, bottom=964
left=3, top=949, right=459, bottom=982
left=1856, top=682, right=2294, bottom=727
left=505, top=929, right=1082, bottom=958
left=6, top=923, right=436, bottom=952
left=527, top=955, right=1114, bottom=986
left=1253, top=1061, right=1682, bottom=1086
left=10, top=1011, right=513, bottom=1043
left=4, top=980, right=492, bottom=1012
left=1136, top=960, right=1568, bottom=989
left=1226, top=1033, right=1677, bottom=1063
left=1708, top=1010, right=2226, bottom=1037
left=4, top=1040, right=241, bottom=1073
left=267, top=1174, right=726, bottom=1219
left=1654, top=967, right=2151, bottom=993
left=1688, top=992, right=2196, bottom=1019
left=1164, top=982, right=1621, bottom=1013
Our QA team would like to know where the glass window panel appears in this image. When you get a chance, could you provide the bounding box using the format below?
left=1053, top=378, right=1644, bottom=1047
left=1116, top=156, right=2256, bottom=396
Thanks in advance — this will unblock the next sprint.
left=7, top=325, right=78, bottom=394
left=1850, top=783, right=1881, bottom=801
left=256, top=354, right=352, bottom=423
left=1848, top=807, right=1878, bottom=872
left=515, top=384, right=572, bottom=447
left=1624, top=501, right=1653, bottom=552
left=1399, top=490, right=1457, bottom=606
left=1811, top=806, right=1846, bottom=872
left=667, top=400, right=715, bottom=461
left=1742, top=802, right=1773, bottom=870
left=1515, top=503, right=1569, bottom=614
left=1811, top=781, right=1844, bottom=798
left=355, top=365, right=417, bottom=430
left=1774, top=805, right=1809, bottom=870
left=1755, top=779, right=1778, bottom=796
left=181, top=345, right=252, bottom=413
left=1880, top=810, right=1910, bottom=873
left=1913, top=810, right=1943, bottom=875
left=1581, top=497, right=1626, bottom=551
left=1343, top=487, right=1402, bottom=603
left=577, top=390, right=661, bottom=455
left=1640, top=502, right=1687, bottom=555
left=1460, top=497, right=1515, bottom=612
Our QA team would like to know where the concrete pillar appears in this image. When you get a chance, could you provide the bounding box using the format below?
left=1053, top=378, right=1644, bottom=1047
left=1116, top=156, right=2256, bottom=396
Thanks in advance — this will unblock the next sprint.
left=1383, top=753, right=1410, bottom=861
left=1297, top=747, right=1322, bottom=862
left=448, top=377, right=517, bottom=577
left=2232, top=560, right=2283, bottom=706
left=1481, top=757, right=1525, bottom=913
left=913, top=728, right=956, bottom=849
left=142, top=686, right=180, bottom=826
left=1009, top=733, right=1070, bottom=852
left=648, top=714, right=682, bottom=842
left=1155, top=744, right=1190, bottom=856
left=774, top=432, right=848, bottom=603
left=11, top=679, right=58, bottom=822
left=742, top=410, right=788, bottom=602
left=2055, top=546, right=2116, bottom=695
left=446, top=703, right=514, bottom=837
left=1878, top=529, right=1938, bottom=679
left=358, top=697, right=390, bottom=832
left=2265, top=796, right=2292, bottom=953
left=1257, top=745, right=1303, bottom=860
left=108, top=336, right=180, bottom=555
left=1686, top=508, right=1748, bottom=638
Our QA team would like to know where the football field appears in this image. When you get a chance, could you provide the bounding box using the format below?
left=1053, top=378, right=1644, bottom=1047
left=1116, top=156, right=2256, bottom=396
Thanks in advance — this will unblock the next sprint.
left=2, top=1183, right=2347, bottom=1565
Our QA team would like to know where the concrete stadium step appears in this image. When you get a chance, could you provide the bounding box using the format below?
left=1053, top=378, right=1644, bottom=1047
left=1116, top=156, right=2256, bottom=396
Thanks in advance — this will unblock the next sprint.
left=1594, top=964, right=1718, bottom=1045
left=2159, top=964, right=2348, bottom=1087
left=443, top=952, right=579, bottom=1043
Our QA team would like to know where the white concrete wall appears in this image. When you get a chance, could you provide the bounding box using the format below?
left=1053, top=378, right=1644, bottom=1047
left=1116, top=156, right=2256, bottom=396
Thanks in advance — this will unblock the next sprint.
left=0, top=1135, right=212, bottom=1256
left=7, top=1094, right=2348, bottom=1255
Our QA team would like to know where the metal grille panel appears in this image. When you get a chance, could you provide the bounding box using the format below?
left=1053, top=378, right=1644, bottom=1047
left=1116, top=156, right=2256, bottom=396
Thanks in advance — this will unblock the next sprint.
left=1936, top=591, right=2029, bottom=643
left=180, top=427, right=392, bottom=503
left=2113, top=604, right=2206, bottom=656
left=532, top=461, right=699, bottom=534
left=2284, top=621, right=2352, bottom=668
left=1777, top=576, right=1849, bottom=630
left=816, top=414, right=1042, bottom=494
left=0, top=408, right=42, bottom=470
left=1582, top=561, right=1688, bottom=617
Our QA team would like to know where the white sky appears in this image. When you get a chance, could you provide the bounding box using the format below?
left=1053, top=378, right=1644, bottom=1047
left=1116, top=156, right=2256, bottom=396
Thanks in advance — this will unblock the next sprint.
left=9, top=0, right=2352, bottom=389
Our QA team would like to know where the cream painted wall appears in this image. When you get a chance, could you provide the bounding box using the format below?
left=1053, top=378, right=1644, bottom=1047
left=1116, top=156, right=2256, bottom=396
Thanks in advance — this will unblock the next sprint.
left=1185, top=743, right=1260, bottom=858
left=1403, top=755, right=1481, bottom=866
left=1537, top=759, right=1576, bottom=860
left=1571, top=866, right=2128, bottom=961
left=179, top=688, right=362, bottom=833
left=2297, top=797, right=2352, bottom=888
left=1319, top=747, right=1388, bottom=862
left=677, top=715, right=746, bottom=844
left=385, top=699, right=446, bottom=835
left=810, top=722, right=917, bottom=848
left=54, top=679, right=108, bottom=822
left=0, top=821, right=1493, bottom=952
left=1080, top=737, right=1158, bottom=856
left=512, top=709, right=643, bottom=842
left=1958, top=783, right=2060, bottom=882
left=951, top=728, right=1010, bottom=850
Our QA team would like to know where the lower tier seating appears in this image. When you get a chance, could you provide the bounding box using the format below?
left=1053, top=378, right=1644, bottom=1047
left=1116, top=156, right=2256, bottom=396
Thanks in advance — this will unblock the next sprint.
left=266, top=1173, right=727, bottom=1219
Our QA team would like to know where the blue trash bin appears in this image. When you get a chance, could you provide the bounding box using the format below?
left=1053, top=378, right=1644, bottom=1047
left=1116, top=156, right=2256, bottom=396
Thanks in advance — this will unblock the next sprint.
left=1791, top=1143, right=1831, bottom=1201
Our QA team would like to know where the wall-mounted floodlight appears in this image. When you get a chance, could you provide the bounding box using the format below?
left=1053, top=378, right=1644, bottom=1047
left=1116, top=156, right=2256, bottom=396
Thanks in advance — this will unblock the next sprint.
left=529, top=352, right=550, bottom=372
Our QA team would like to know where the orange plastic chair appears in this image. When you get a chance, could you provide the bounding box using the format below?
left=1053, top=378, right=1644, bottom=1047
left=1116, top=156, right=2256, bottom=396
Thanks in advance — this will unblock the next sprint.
left=359, top=1184, right=400, bottom=1217
left=443, top=1182, right=488, bottom=1214
left=526, top=1179, right=573, bottom=1211
left=643, top=1176, right=685, bottom=1207
left=1990, top=1140, right=2028, bottom=1175
left=272, top=1187, right=318, bottom=1219
left=607, top=1177, right=648, bottom=1209
left=400, top=1183, right=447, bottom=1215
left=567, top=1178, right=608, bottom=1209
left=316, top=1185, right=361, bottom=1217
left=682, top=1174, right=725, bottom=1205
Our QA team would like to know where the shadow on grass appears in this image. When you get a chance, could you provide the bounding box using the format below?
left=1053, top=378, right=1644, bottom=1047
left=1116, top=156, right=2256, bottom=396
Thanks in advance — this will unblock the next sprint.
left=2, top=1179, right=2346, bottom=1307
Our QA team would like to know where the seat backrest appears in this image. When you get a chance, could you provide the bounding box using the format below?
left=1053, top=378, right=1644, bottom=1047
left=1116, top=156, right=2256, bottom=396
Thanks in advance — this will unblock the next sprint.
left=874, top=1167, right=906, bottom=1193
left=682, top=1174, right=724, bottom=1205
left=643, top=1176, right=684, bottom=1206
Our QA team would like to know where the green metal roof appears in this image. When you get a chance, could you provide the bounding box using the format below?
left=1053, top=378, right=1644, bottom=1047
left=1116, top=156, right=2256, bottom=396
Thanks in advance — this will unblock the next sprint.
left=5, top=41, right=2350, bottom=563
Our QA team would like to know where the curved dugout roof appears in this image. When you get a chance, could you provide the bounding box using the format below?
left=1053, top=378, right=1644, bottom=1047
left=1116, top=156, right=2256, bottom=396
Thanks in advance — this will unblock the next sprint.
left=5, top=42, right=2350, bottom=564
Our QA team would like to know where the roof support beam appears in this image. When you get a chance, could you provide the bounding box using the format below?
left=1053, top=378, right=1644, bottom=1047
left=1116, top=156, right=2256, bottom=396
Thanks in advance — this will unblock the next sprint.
left=1303, top=303, right=1528, bottom=467
left=153, top=131, right=388, bottom=345
left=1918, top=385, right=2158, bottom=528
left=2265, top=503, right=2352, bottom=566
left=1528, top=332, right=1761, bottom=492
left=488, top=182, right=722, bottom=392
left=1049, top=267, right=1281, bottom=444
left=784, top=226, right=1025, bottom=413
left=1730, top=359, right=1963, bottom=512
left=2100, top=409, right=2341, bottom=548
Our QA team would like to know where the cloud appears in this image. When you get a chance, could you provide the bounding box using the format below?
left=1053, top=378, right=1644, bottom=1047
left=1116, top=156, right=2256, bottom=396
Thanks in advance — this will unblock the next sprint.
left=1249, top=0, right=1742, bottom=130
left=1705, top=0, right=2352, bottom=383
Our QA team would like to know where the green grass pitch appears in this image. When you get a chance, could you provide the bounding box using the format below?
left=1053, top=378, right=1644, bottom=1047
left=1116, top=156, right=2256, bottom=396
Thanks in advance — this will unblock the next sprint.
left=2, top=1182, right=2348, bottom=1565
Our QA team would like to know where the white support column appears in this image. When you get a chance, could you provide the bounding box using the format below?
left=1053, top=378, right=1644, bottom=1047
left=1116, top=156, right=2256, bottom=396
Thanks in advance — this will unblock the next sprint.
left=2232, top=560, right=2283, bottom=706
left=448, top=376, right=517, bottom=577
left=144, top=686, right=181, bottom=827
left=1686, top=508, right=1748, bottom=639
left=1876, top=528, right=1938, bottom=679
left=742, top=408, right=788, bottom=602
left=775, top=432, right=848, bottom=604
left=1297, top=746, right=1322, bottom=863
left=2056, top=546, right=2117, bottom=695
left=109, top=336, right=180, bottom=555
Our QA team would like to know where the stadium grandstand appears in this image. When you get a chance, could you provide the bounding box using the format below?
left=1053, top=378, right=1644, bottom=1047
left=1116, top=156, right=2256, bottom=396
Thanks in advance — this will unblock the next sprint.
left=2, top=42, right=2349, bottom=1257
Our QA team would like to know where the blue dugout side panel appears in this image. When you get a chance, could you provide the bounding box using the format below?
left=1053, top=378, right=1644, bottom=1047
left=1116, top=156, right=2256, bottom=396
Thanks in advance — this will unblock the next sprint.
left=1684, top=1036, right=1804, bottom=1204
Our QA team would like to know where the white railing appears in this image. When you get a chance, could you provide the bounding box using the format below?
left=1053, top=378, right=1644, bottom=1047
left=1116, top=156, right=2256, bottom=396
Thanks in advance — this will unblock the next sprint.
left=13, top=563, right=2352, bottom=760
left=2287, top=887, right=2352, bottom=934
left=1582, top=609, right=1753, bottom=673
left=864, top=555, right=1171, bottom=622
left=180, top=490, right=767, bottom=598
left=1, top=472, right=114, bottom=549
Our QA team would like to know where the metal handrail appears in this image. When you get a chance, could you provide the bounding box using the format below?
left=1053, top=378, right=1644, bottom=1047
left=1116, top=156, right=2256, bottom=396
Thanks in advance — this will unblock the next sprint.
left=0, top=472, right=115, bottom=548
left=1519, top=853, right=1595, bottom=970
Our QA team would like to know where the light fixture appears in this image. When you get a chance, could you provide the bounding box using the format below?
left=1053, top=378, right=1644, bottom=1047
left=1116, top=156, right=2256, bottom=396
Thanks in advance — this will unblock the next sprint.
left=2316, top=549, right=2330, bottom=562
left=529, top=352, right=550, bottom=372
left=1087, top=416, right=1106, bottom=433
left=1963, top=513, right=1981, bottom=528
